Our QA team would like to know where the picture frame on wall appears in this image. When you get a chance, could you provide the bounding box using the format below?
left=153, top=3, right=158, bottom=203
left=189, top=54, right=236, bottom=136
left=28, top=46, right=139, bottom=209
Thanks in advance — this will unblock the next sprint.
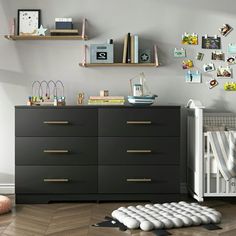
left=18, top=9, right=41, bottom=35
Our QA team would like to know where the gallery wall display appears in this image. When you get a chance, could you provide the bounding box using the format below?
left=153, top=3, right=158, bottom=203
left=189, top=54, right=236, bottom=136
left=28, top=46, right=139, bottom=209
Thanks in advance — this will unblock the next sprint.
left=175, top=23, right=235, bottom=91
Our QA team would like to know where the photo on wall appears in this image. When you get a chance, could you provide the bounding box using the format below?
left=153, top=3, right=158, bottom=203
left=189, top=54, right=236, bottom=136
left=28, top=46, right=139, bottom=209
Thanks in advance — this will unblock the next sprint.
left=185, top=70, right=201, bottom=83
left=228, top=44, right=236, bottom=54
left=219, top=24, right=233, bottom=37
left=174, top=48, right=186, bottom=58
left=202, top=36, right=221, bottom=49
left=208, top=79, right=218, bottom=89
left=182, top=60, right=193, bottom=69
left=182, top=33, right=198, bottom=45
left=216, top=67, right=232, bottom=78
left=226, top=56, right=236, bottom=65
left=203, top=63, right=215, bottom=72
left=224, top=82, right=236, bottom=91
left=211, top=51, right=224, bottom=61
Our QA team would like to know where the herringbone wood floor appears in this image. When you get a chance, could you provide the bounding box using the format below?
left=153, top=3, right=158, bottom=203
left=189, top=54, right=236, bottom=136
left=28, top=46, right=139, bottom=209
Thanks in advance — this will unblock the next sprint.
left=1, top=196, right=236, bottom=236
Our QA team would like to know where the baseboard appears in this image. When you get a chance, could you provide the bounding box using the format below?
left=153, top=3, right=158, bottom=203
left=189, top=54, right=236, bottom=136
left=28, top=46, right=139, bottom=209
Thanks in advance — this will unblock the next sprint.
left=0, top=184, right=15, bottom=194
left=0, top=183, right=187, bottom=196
left=180, top=182, right=187, bottom=194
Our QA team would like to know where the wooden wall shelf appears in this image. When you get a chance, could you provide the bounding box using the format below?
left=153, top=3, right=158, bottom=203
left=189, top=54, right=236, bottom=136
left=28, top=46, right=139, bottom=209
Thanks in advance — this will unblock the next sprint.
left=79, top=63, right=158, bottom=67
left=5, top=35, right=88, bottom=41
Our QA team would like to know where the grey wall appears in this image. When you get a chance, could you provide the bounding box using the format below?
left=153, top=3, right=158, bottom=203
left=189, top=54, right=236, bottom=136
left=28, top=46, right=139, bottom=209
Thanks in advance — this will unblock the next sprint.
left=1, top=0, right=236, bottom=192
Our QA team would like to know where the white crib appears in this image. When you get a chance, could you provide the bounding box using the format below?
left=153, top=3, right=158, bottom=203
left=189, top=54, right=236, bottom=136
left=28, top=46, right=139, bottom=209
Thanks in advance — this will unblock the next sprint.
left=187, top=100, right=236, bottom=202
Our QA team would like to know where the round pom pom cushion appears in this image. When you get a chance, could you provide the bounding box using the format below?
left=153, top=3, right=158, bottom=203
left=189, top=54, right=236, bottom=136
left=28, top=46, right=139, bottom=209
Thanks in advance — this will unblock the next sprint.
left=111, top=201, right=222, bottom=231
left=0, top=195, right=12, bottom=215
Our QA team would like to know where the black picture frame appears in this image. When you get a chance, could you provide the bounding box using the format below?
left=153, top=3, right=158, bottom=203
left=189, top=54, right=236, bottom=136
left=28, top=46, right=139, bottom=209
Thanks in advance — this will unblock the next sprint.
left=17, top=9, right=41, bottom=35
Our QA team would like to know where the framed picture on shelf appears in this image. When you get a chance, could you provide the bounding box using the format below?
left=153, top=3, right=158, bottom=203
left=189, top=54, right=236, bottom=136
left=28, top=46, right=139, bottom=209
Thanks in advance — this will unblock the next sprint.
left=18, top=9, right=41, bottom=35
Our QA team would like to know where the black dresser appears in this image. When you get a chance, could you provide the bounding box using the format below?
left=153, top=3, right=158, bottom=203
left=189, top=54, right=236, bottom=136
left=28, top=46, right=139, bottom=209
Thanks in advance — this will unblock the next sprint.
left=15, top=106, right=181, bottom=203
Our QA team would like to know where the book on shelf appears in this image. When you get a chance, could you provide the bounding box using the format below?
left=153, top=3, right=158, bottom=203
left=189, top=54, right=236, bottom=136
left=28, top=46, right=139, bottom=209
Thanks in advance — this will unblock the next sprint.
left=50, top=29, right=79, bottom=36
left=131, top=35, right=134, bottom=63
left=134, top=35, right=139, bottom=63
left=122, top=35, right=128, bottom=63
left=127, top=33, right=131, bottom=63
left=122, top=33, right=139, bottom=64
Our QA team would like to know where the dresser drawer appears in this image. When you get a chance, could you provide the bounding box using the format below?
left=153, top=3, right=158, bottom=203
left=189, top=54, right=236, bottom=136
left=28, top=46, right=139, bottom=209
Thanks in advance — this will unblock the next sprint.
left=98, top=166, right=179, bottom=194
left=99, top=137, right=179, bottom=165
left=16, top=137, right=97, bottom=165
left=16, top=166, right=97, bottom=194
left=98, top=108, right=180, bottom=137
left=15, top=108, right=97, bottom=137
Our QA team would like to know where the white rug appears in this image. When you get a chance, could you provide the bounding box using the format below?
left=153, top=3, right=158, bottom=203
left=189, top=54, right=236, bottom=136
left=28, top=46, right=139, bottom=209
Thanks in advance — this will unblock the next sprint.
left=111, top=201, right=222, bottom=231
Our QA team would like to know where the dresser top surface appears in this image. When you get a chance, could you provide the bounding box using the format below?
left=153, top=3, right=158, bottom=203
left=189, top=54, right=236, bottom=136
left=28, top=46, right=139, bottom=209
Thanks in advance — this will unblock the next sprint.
left=15, top=105, right=181, bottom=109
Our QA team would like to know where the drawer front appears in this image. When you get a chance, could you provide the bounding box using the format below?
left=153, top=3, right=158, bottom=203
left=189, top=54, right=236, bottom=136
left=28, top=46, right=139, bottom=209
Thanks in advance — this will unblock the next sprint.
left=98, top=166, right=179, bottom=194
left=16, top=137, right=97, bottom=165
left=98, top=108, right=180, bottom=137
left=15, top=108, right=97, bottom=137
left=99, top=137, right=179, bottom=165
left=16, top=166, right=97, bottom=194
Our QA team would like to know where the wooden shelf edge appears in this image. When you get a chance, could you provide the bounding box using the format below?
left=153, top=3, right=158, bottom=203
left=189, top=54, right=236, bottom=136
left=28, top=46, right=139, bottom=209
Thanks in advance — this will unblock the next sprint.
left=4, top=35, right=88, bottom=41
left=79, top=63, right=159, bottom=67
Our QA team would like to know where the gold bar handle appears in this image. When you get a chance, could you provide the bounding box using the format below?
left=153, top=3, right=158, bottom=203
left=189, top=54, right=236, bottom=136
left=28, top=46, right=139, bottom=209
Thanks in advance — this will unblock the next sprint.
left=126, top=178, right=152, bottom=182
left=126, top=121, right=152, bottom=125
left=43, top=121, right=69, bottom=125
left=127, top=150, right=152, bottom=153
left=44, top=178, right=69, bottom=183
left=44, top=150, right=69, bottom=153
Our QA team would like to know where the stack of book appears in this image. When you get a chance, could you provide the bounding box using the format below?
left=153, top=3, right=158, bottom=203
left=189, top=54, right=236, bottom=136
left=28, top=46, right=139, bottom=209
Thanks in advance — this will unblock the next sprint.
left=88, top=96, right=125, bottom=105
left=122, top=33, right=139, bottom=63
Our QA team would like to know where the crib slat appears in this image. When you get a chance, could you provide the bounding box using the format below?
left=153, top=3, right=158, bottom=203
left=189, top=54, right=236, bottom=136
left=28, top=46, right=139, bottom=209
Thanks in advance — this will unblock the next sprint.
left=216, top=164, right=220, bottom=194
left=226, top=180, right=230, bottom=193
left=207, top=133, right=211, bottom=194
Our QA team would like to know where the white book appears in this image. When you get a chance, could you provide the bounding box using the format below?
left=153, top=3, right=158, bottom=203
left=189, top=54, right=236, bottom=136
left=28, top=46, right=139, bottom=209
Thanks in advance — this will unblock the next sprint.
left=134, top=35, right=139, bottom=63
left=55, top=18, right=72, bottom=22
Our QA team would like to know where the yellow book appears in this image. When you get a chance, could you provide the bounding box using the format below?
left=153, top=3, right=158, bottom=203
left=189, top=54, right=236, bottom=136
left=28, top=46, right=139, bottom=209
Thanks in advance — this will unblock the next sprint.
left=122, top=35, right=128, bottom=63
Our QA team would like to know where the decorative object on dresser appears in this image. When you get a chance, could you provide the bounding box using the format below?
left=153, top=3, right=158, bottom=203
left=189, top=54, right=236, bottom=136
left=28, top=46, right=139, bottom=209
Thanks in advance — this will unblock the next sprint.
left=28, top=80, right=65, bottom=106
left=15, top=105, right=180, bottom=203
left=17, top=9, right=41, bottom=36
left=77, top=92, right=85, bottom=105
left=127, top=72, right=157, bottom=106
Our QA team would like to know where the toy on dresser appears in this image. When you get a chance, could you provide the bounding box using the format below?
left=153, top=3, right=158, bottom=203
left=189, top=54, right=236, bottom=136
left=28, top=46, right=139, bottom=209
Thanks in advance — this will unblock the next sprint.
left=27, top=80, right=66, bottom=106
left=127, top=72, right=157, bottom=106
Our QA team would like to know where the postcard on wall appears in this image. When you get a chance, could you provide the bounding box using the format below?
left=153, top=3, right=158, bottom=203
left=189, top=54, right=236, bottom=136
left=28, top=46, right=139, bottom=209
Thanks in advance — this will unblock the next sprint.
left=185, top=70, right=201, bottom=83
left=219, top=24, right=233, bottom=37
left=196, top=52, right=204, bottom=61
left=208, top=79, right=218, bottom=89
left=224, top=82, right=236, bottom=91
left=216, top=66, right=232, bottom=78
left=203, top=63, right=215, bottom=72
left=202, top=36, right=221, bottom=49
left=228, top=44, right=236, bottom=54
left=211, top=51, right=224, bottom=61
left=174, top=48, right=186, bottom=58
left=226, top=56, right=236, bottom=65
left=182, top=33, right=198, bottom=45
left=182, top=60, right=193, bottom=69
